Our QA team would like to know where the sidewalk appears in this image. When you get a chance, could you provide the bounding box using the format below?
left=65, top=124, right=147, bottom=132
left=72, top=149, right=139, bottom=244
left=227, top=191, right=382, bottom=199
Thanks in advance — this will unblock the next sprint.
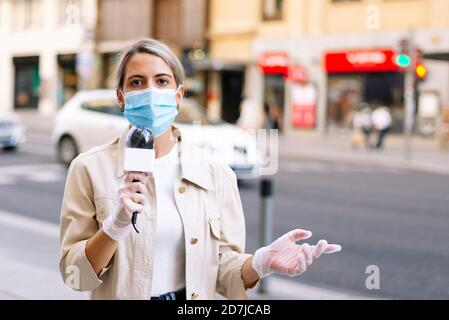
left=0, top=209, right=372, bottom=300
left=279, top=131, right=449, bottom=175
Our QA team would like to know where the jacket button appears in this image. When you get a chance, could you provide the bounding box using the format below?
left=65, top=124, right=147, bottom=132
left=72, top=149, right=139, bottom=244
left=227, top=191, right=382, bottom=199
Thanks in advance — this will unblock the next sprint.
left=191, top=292, right=199, bottom=300
left=190, top=238, right=198, bottom=245
left=179, top=186, right=186, bottom=194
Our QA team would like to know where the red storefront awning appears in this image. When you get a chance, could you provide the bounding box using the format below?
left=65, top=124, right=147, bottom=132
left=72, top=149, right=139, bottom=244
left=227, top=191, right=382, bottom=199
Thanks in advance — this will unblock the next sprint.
left=258, top=52, right=290, bottom=75
left=324, top=49, right=400, bottom=73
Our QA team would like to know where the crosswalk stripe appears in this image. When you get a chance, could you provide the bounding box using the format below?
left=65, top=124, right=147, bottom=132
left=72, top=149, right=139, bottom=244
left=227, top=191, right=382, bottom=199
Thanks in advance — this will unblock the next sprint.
left=0, top=164, right=66, bottom=185
left=0, top=210, right=59, bottom=238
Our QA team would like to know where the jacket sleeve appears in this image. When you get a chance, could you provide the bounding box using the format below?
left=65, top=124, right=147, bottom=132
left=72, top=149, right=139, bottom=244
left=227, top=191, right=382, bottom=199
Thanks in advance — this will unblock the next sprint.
left=215, top=164, right=258, bottom=299
left=59, top=156, right=110, bottom=292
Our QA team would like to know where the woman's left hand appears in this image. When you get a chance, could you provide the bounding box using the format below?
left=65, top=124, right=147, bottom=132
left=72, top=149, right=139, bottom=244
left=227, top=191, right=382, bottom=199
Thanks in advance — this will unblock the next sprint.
left=252, top=229, right=342, bottom=279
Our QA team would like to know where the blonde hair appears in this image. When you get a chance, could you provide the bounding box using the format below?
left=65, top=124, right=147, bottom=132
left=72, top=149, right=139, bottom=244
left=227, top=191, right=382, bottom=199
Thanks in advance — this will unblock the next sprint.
left=116, top=38, right=185, bottom=90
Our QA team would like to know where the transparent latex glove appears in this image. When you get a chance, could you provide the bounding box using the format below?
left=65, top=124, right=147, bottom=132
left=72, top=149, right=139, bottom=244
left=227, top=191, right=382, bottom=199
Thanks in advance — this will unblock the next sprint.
left=102, top=172, right=149, bottom=241
left=252, top=229, right=342, bottom=278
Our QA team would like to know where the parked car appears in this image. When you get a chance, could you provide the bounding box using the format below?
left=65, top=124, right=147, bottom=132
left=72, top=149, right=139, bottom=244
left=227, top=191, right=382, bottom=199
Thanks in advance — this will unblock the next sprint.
left=52, top=90, right=260, bottom=180
left=0, top=112, right=26, bottom=151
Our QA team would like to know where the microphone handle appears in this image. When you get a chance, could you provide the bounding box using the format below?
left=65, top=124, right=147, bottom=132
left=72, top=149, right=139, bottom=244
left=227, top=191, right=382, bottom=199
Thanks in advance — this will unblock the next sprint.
left=132, top=179, right=140, bottom=234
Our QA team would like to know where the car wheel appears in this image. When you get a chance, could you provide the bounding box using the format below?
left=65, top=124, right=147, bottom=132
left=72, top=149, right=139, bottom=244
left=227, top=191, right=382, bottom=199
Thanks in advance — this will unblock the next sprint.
left=58, top=135, right=79, bottom=166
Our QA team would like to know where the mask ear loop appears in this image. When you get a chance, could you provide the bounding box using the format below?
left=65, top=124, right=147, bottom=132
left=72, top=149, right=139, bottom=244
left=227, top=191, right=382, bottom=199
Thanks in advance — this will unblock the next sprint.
left=175, top=85, right=182, bottom=111
left=119, top=89, right=125, bottom=112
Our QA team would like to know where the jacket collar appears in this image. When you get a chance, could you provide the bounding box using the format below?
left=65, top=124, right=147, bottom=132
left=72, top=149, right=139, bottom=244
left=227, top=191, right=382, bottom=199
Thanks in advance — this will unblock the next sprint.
left=116, top=125, right=214, bottom=191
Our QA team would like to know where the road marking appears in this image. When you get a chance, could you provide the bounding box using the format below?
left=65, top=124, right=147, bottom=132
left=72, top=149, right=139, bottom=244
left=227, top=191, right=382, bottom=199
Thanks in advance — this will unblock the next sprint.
left=0, top=210, right=59, bottom=238
left=0, top=164, right=66, bottom=185
left=28, top=171, right=64, bottom=183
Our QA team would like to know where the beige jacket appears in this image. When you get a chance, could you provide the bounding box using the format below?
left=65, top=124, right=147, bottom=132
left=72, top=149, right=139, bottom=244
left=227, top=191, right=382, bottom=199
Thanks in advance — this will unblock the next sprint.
left=59, top=127, right=257, bottom=300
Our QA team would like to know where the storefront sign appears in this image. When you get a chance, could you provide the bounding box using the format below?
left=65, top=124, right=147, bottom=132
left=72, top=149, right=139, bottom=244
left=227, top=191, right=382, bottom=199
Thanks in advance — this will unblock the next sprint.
left=287, top=64, right=308, bottom=84
left=291, top=84, right=317, bottom=129
left=325, top=49, right=400, bottom=73
left=258, top=52, right=289, bottom=75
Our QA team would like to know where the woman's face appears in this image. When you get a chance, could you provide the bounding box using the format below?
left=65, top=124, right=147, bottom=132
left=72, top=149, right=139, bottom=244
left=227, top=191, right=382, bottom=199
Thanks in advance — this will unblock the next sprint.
left=117, top=53, right=184, bottom=109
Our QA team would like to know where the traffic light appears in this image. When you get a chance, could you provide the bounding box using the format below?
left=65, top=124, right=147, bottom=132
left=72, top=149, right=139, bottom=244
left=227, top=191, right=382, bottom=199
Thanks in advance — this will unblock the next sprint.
left=415, top=64, right=428, bottom=80
left=414, top=48, right=428, bottom=81
left=395, top=38, right=412, bottom=68
left=396, top=54, right=412, bottom=68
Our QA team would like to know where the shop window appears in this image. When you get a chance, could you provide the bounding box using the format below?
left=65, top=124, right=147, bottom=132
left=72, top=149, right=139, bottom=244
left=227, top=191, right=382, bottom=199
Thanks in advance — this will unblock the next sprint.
left=102, top=52, right=120, bottom=89
left=262, top=0, right=284, bottom=21
left=57, top=54, right=78, bottom=108
left=13, top=56, right=40, bottom=110
left=327, top=72, right=404, bottom=133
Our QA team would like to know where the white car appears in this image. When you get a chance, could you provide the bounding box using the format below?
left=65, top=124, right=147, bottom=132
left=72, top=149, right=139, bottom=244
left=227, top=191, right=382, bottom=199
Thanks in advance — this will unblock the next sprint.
left=0, top=112, right=26, bottom=151
left=52, top=90, right=260, bottom=180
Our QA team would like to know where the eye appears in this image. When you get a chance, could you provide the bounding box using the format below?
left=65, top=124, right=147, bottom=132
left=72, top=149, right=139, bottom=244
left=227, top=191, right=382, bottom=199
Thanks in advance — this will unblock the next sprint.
left=130, top=79, right=143, bottom=87
left=157, top=78, right=169, bottom=86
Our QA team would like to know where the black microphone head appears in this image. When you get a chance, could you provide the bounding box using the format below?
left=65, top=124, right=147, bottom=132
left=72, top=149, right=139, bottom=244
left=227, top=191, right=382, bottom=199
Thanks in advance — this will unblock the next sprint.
left=127, top=126, right=154, bottom=149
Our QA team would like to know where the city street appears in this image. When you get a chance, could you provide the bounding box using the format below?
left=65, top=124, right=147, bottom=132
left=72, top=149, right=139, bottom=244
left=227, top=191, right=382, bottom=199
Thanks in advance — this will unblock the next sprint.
left=1, top=132, right=448, bottom=299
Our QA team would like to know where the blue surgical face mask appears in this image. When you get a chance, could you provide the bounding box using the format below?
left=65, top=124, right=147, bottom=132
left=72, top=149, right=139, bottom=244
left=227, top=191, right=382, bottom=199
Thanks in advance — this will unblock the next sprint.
left=122, top=86, right=180, bottom=137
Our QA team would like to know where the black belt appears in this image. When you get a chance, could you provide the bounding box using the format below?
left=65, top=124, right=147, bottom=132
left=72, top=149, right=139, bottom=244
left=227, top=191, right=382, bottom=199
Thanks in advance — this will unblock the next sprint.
left=150, top=288, right=186, bottom=300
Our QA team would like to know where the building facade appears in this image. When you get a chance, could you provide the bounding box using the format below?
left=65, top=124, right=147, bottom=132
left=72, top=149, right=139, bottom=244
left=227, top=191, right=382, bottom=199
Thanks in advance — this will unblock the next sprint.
left=208, top=0, right=449, bottom=137
left=0, top=0, right=208, bottom=115
left=0, top=0, right=97, bottom=115
left=1, top=0, right=448, bottom=140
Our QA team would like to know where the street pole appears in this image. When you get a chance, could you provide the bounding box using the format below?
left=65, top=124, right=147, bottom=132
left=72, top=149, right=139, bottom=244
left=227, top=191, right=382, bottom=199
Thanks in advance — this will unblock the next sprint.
left=258, top=178, right=273, bottom=294
left=403, top=29, right=416, bottom=162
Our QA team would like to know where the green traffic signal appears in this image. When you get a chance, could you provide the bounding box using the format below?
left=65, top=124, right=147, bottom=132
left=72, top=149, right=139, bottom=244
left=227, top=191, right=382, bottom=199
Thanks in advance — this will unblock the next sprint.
left=395, top=53, right=412, bottom=68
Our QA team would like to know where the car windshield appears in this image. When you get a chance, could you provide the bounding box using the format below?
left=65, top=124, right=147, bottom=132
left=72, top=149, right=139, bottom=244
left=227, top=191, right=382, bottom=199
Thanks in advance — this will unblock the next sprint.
left=175, top=100, right=221, bottom=125
left=81, top=98, right=123, bottom=117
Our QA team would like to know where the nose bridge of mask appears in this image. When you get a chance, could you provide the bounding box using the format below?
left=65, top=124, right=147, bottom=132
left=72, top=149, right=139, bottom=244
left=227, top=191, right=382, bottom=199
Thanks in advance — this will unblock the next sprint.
left=124, top=87, right=177, bottom=107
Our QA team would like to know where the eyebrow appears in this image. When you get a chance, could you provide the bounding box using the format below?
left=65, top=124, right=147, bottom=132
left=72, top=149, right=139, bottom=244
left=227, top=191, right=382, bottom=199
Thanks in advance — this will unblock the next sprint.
left=127, top=73, right=173, bottom=80
left=127, top=74, right=145, bottom=80
left=155, top=73, right=173, bottom=78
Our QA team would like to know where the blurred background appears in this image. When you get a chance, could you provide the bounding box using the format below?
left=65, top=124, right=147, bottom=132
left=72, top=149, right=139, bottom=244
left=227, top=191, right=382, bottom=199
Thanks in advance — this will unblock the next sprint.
left=0, top=0, right=448, bottom=300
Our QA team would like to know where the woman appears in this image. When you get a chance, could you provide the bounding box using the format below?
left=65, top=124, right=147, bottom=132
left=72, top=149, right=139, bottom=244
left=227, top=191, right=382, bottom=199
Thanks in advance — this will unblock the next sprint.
left=59, top=38, right=341, bottom=300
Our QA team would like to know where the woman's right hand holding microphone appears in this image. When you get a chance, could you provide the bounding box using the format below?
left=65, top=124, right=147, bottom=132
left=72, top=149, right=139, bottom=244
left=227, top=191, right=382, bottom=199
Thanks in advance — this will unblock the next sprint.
left=102, top=172, right=150, bottom=241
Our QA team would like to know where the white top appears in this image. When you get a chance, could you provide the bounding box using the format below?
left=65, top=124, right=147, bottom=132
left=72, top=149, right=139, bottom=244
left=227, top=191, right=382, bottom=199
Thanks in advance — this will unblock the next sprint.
left=353, top=110, right=372, bottom=130
left=372, top=107, right=392, bottom=130
left=150, top=141, right=186, bottom=296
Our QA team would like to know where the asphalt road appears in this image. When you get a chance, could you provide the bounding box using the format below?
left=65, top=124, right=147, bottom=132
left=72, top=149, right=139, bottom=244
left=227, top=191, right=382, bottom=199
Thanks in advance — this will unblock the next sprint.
left=1, top=136, right=448, bottom=299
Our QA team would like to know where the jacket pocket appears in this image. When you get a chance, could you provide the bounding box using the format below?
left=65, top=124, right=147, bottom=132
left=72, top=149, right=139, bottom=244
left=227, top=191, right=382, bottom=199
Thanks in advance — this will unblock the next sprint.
left=207, top=215, right=221, bottom=240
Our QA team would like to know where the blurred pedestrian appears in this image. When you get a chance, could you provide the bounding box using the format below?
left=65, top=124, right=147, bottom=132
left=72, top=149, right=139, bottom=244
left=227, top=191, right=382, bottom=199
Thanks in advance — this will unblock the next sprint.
left=372, top=106, right=392, bottom=150
left=351, top=104, right=373, bottom=149
left=263, top=102, right=281, bottom=131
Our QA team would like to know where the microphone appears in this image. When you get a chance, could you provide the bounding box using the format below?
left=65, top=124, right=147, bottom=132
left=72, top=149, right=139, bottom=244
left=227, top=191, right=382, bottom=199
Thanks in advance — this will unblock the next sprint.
left=124, top=126, right=155, bottom=233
